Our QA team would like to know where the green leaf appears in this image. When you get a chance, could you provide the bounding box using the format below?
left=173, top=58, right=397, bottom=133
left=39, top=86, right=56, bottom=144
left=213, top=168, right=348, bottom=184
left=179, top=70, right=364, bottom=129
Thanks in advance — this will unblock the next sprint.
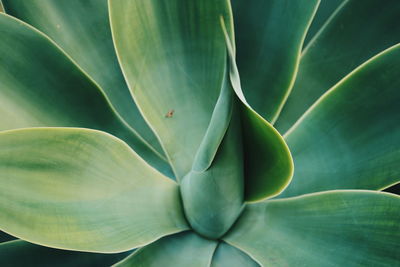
left=303, top=0, right=345, bottom=47
left=0, top=240, right=131, bottom=267
left=230, top=0, right=320, bottom=122
left=2, top=0, right=162, bottom=153
left=109, top=0, right=231, bottom=179
left=279, top=44, right=400, bottom=198
left=0, top=13, right=172, bottom=177
left=210, top=242, right=260, bottom=267
left=275, top=0, right=400, bottom=133
left=114, top=232, right=217, bottom=267
left=224, top=191, right=400, bottom=266
left=221, top=19, right=294, bottom=202
left=0, top=231, right=15, bottom=243
left=0, top=128, right=188, bottom=253
left=191, top=68, right=234, bottom=173
left=181, top=103, right=244, bottom=239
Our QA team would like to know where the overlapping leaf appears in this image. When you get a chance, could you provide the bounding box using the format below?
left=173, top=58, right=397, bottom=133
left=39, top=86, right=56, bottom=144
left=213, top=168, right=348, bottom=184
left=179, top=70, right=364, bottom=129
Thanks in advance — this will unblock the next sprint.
left=224, top=191, right=400, bottom=266
left=275, top=0, right=400, bottom=133
left=2, top=0, right=162, bottom=152
left=231, top=0, right=320, bottom=122
left=0, top=13, right=171, bottom=176
left=0, top=128, right=188, bottom=253
left=181, top=103, right=244, bottom=239
left=114, top=232, right=216, bottom=267
left=279, top=44, right=400, bottom=198
left=109, top=0, right=232, bottom=179
left=211, top=242, right=260, bottom=267
left=0, top=240, right=131, bottom=267
left=221, top=18, right=294, bottom=201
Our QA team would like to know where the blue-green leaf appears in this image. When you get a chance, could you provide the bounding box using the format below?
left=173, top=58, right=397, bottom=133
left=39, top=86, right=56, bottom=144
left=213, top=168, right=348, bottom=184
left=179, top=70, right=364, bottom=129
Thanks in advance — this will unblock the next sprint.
left=224, top=191, right=400, bottom=266
left=0, top=240, right=131, bottom=267
left=109, top=0, right=231, bottom=179
left=114, top=232, right=217, bottom=267
left=0, top=128, right=188, bottom=253
left=275, top=0, right=400, bottom=133
left=0, top=13, right=172, bottom=177
left=231, top=0, right=320, bottom=122
left=2, top=0, right=162, bottom=152
left=280, top=44, right=400, bottom=198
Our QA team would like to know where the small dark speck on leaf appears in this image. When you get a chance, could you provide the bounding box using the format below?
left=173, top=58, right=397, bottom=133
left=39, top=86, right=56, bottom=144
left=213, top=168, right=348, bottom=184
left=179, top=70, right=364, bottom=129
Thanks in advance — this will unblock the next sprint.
left=165, top=109, right=174, bottom=118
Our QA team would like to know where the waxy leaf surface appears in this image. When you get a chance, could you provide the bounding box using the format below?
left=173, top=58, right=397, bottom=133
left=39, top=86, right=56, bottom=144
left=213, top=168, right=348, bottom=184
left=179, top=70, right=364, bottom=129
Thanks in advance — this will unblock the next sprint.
left=276, top=0, right=400, bottom=133
left=110, top=0, right=231, bottom=179
left=2, top=0, right=161, bottom=152
left=0, top=13, right=171, bottom=176
left=224, top=191, right=400, bottom=266
left=0, top=128, right=188, bottom=253
left=115, top=232, right=216, bottom=267
left=231, top=0, right=319, bottom=122
left=210, top=242, right=259, bottom=267
left=0, top=240, right=131, bottom=267
left=280, top=44, right=400, bottom=198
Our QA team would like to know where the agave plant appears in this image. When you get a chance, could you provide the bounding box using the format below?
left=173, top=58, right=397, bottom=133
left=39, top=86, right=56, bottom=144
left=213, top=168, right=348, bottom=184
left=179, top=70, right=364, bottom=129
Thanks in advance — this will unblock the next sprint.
left=0, top=0, right=399, bottom=266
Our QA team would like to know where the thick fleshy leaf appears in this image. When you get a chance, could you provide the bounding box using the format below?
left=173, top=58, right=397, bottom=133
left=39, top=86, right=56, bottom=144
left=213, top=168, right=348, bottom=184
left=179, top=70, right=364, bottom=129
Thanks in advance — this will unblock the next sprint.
left=0, top=240, right=131, bottom=267
left=114, top=232, right=217, bottom=267
left=0, top=13, right=171, bottom=176
left=181, top=103, right=244, bottom=239
left=210, top=242, right=260, bottom=267
left=191, top=69, right=234, bottom=173
left=0, top=231, right=15, bottom=243
left=303, top=0, right=345, bottom=47
left=2, top=0, right=162, bottom=153
left=0, top=128, right=188, bottom=253
left=279, top=44, right=400, bottom=198
left=224, top=191, right=400, bottom=266
left=231, top=0, right=319, bottom=122
left=109, top=0, right=231, bottom=179
left=275, top=0, right=400, bottom=133
left=221, top=19, right=294, bottom=201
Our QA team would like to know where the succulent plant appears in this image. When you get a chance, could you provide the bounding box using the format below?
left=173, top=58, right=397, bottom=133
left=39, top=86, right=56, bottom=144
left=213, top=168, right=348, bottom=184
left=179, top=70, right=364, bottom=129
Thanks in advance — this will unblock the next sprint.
left=0, top=0, right=399, bottom=266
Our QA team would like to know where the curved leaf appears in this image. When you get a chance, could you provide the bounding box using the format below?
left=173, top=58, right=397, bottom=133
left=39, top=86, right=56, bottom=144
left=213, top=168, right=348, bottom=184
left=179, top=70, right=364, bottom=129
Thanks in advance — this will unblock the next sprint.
left=0, top=231, right=15, bottom=243
left=181, top=103, right=244, bottom=239
left=303, top=0, right=345, bottom=47
left=279, top=44, right=400, bottom=198
left=231, top=0, right=320, bottom=122
left=0, top=128, right=188, bottom=253
left=0, top=13, right=171, bottom=176
left=114, top=232, right=217, bottom=267
left=2, top=0, right=162, bottom=152
left=109, top=0, right=231, bottom=179
left=224, top=191, right=400, bottom=266
left=191, top=68, right=234, bottom=173
left=221, top=19, right=294, bottom=201
left=0, top=240, right=131, bottom=267
left=275, top=0, right=400, bottom=133
left=211, top=242, right=260, bottom=267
